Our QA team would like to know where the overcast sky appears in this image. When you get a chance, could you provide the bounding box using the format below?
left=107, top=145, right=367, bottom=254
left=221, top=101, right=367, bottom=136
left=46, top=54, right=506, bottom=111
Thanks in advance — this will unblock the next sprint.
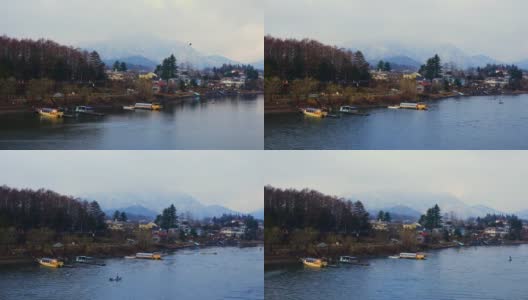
left=1, top=0, right=263, bottom=62
left=263, top=151, right=528, bottom=212
left=265, top=0, right=527, bottom=62
left=0, top=151, right=263, bottom=213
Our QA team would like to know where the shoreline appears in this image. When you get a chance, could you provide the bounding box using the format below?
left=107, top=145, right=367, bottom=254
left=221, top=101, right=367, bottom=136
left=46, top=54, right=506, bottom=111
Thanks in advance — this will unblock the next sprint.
left=264, top=240, right=528, bottom=267
left=264, top=90, right=528, bottom=114
left=0, top=240, right=263, bottom=266
left=0, top=90, right=263, bottom=114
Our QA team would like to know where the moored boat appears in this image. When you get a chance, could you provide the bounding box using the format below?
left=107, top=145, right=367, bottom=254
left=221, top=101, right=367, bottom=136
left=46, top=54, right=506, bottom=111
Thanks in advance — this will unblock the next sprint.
left=37, top=108, right=64, bottom=118
left=134, top=102, right=163, bottom=110
left=339, top=256, right=359, bottom=264
left=300, top=107, right=328, bottom=118
left=301, top=257, right=328, bottom=268
left=123, top=105, right=135, bottom=111
left=339, top=106, right=359, bottom=114
left=388, top=105, right=400, bottom=109
left=75, top=106, right=104, bottom=116
left=135, top=252, right=162, bottom=260
left=399, top=252, right=426, bottom=260
left=38, top=257, right=64, bottom=268
left=399, top=102, right=428, bottom=110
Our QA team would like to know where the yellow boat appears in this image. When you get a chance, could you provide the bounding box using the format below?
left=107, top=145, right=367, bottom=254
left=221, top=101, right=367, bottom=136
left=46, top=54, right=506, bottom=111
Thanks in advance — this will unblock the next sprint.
left=38, top=108, right=64, bottom=118
left=301, top=257, right=328, bottom=268
left=38, top=257, right=64, bottom=268
left=399, top=102, right=428, bottom=110
left=151, top=103, right=163, bottom=110
left=301, top=107, right=328, bottom=118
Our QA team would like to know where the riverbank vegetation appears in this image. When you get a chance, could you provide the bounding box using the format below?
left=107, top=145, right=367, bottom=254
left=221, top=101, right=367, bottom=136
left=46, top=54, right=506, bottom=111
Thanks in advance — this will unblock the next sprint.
left=0, top=186, right=263, bottom=264
left=264, top=186, right=528, bottom=265
left=264, top=36, right=528, bottom=113
left=0, top=35, right=263, bottom=111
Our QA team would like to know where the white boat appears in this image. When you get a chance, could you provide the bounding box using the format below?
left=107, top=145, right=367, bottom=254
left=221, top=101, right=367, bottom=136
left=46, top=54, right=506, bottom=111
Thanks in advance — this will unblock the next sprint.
left=388, top=105, right=400, bottom=109
left=75, top=256, right=94, bottom=263
left=75, top=106, right=104, bottom=116
left=339, top=106, right=359, bottom=114
left=123, top=105, right=135, bottom=111
left=339, top=256, right=359, bottom=264
left=388, top=255, right=400, bottom=259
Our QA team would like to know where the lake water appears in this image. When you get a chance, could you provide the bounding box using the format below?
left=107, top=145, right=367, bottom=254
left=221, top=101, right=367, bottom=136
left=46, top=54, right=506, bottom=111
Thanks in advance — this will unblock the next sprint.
left=0, top=95, right=263, bottom=150
left=265, top=244, right=528, bottom=300
left=265, top=94, right=528, bottom=149
left=0, top=246, right=263, bottom=300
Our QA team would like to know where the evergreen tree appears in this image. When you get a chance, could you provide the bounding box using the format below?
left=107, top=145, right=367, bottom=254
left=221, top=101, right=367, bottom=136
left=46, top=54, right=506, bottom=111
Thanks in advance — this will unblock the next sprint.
left=113, top=210, right=120, bottom=221
left=120, top=211, right=128, bottom=222
left=377, top=60, right=385, bottom=71
left=384, top=61, right=391, bottom=72
left=384, top=211, right=391, bottom=222
left=113, top=61, right=120, bottom=71
left=120, top=62, right=127, bottom=72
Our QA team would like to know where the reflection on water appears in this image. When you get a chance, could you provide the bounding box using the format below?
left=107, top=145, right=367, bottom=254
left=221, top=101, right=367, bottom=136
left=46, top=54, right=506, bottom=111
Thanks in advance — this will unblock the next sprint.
left=0, top=247, right=263, bottom=300
left=265, top=245, right=528, bottom=300
left=265, top=94, right=528, bottom=149
left=0, top=95, right=263, bottom=149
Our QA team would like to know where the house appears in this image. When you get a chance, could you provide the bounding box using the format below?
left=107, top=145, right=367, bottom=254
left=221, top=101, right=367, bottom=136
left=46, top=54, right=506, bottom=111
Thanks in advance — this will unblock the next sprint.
left=138, top=72, right=158, bottom=80
left=371, top=220, right=388, bottom=231
left=403, top=72, right=422, bottom=80
left=403, top=222, right=422, bottom=231
left=139, top=222, right=159, bottom=230
left=484, top=227, right=509, bottom=238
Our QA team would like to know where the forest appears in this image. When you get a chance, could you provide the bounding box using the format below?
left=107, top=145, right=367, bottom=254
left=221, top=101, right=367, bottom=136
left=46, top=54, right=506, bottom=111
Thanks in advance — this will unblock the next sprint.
left=264, top=186, right=371, bottom=235
left=0, top=185, right=106, bottom=233
left=264, top=35, right=371, bottom=83
left=0, top=35, right=106, bottom=82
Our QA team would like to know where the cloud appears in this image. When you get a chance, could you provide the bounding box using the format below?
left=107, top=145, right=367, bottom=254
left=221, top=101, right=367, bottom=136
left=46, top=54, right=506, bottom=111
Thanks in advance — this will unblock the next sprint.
left=265, top=0, right=527, bottom=62
left=0, top=151, right=263, bottom=213
left=0, top=0, right=263, bottom=62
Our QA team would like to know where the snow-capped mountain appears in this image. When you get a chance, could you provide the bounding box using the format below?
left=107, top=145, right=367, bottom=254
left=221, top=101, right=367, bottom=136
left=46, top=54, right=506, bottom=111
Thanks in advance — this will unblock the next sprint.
left=344, top=40, right=502, bottom=69
left=80, top=35, right=242, bottom=69
left=346, top=191, right=506, bottom=219
left=86, top=190, right=242, bottom=220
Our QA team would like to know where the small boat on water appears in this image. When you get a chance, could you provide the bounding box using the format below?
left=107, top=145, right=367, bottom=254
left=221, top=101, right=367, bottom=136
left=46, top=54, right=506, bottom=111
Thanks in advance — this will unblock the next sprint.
left=399, top=252, right=426, bottom=260
left=135, top=252, right=162, bottom=260
left=300, top=107, right=328, bottom=118
left=123, top=105, right=135, bottom=111
left=301, top=257, right=328, bottom=268
left=37, top=108, right=64, bottom=118
left=399, top=102, right=428, bottom=110
left=388, top=255, right=400, bottom=259
left=109, top=275, right=122, bottom=282
left=134, top=102, right=163, bottom=110
left=388, top=105, right=400, bottom=109
left=124, top=256, right=136, bottom=259
left=38, top=257, right=64, bottom=268
left=75, top=256, right=106, bottom=266
left=339, top=256, right=359, bottom=264
left=339, top=106, right=358, bottom=114
left=75, top=106, right=104, bottom=116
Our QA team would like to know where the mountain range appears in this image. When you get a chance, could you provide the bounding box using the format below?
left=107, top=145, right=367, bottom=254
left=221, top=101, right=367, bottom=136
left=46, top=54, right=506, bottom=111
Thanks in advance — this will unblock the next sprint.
left=80, top=35, right=261, bottom=70
left=347, top=191, right=525, bottom=220
left=343, top=41, right=523, bottom=70
left=84, top=190, right=262, bottom=221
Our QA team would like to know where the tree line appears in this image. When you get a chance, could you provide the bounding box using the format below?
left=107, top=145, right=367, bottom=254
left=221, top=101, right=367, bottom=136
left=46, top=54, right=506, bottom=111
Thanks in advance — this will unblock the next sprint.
left=265, top=186, right=371, bottom=235
left=0, top=185, right=106, bottom=233
left=0, top=35, right=106, bottom=82
left=264, top=35, right=371, bottom=83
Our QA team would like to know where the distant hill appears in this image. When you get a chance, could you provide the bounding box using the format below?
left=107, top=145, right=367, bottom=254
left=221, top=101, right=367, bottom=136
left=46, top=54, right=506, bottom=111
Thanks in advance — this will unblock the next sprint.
left=515, top=59, right=528, bottom=71
left=90, top=191, right=241, bottom=220
left=347, top=191, right=507, bottom=219
left=250, top=59, right=264, bottom=70
left=103, top=55, right=158, bottom=72
left=80, top=35, right=241, bottom=69
left=345, top=41, right=503, bottom=69
left=250, top=208, right=264, bottom=220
